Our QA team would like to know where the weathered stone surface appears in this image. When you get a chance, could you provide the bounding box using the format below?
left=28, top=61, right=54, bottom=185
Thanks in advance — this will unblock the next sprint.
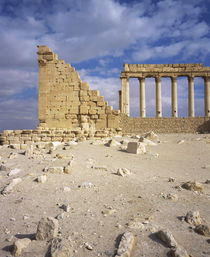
left=106, top=139, right=121, bottom=147
left=46, top=167, right=64, bottom=174
left=116, top=168, right=131, bottom=177
left=143, top=131, right=159, bottom=141
left=115, top=232, right=136, bottom=257
left=194, top=224, right=210, bottom=237
left=8, top=168, right=21, bottom=176
left=37, top=175, right=47, bottom=183
left=156, top=229, right=178, bottom=248
left=169, top=246, right=190, bottom=257
left=182, top=181, right=204, bottom=192
left=126, top=142, right=146, bottom=154
left=12, top=238, right=31, bottom=256
left=185, top=210, right=202, bottom=226
left=50, top=238, right=72, bottom=257
left=0, top=164, right=10, bottom=172
left=2, top=178, right=22, bottom=195
left=36, top=217, right=59, bottom=240
left=64, top=166, right=72, bottom=174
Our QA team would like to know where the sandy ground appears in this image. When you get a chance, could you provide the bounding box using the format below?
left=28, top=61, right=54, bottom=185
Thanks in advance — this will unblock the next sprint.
left=0, top=133, right=210, bottom=257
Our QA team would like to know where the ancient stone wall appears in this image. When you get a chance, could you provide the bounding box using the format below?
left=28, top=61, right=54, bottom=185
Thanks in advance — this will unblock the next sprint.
left=120, top=115, right=210, bottom=134
left=37, top=45, right=120, bottom=132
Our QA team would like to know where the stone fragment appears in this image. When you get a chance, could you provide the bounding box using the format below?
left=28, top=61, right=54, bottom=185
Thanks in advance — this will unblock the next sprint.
left=205, top=179, right=210, bottom=184
left=182, top=181, right=204, bottom=192
left=84, top=242, right=93, bottom=250
left=56, top=213, right=65, bottom=220
left=8, top=168, right=21, bottom=176
left=12, top=238, right=31, bottom=256
left=93, top=165, right=108, bottom=171
left=8, top=152, right=18, bottom=159
left=2, top=178, right=22, bottom=195
left=56, top=153, right=63, bottom=159
left=139, top=137, right=157, bottom=146
left=126, top=142, right=146, bottom=154
left=115, top=231, right=136, bottom=257
left=0, top=164, right=10, bottom=172
left=168, top=177, right=175, bottom=182
left=116, top=168, right=131, bottom=177
left=167, top=193, right=178, bottom=202
left=63, top=186, right=71, bottom=192
left=36, top=217, right=59, bottom=240
left=46, top=167, right=64, bottom=174
left=177, top=140, right=185, bottom=144
left=194, top=224, right=210, bottom=237
left=60, top=204, right=70, bottom=212
left=169, top=246, right=190, bottom=257
left=185, top=210, right=202, bottom=226
left=47, top=142, right=62, bottom=151
left=80, top=182, right=94, bottom=188
left=64, top=166, right=72, bottom=174
left=50, top=238, right=72, bottom=257
left=37, top=175, right=47, bottom=183
left=106, top=139, right=121, bottom=147
left=102, top=209, right=117, bottom=216
left=156, top=229, right=178, bottom=248
left=143, top=131, right=159, bottom=141
left=67, top=141, right=78, bottom=146
left=10, top=144, right=21, bottom=150
left=127, top=220, right=145, bottom=230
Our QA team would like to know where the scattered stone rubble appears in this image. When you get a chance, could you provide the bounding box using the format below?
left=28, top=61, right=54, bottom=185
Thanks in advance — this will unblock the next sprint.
left=36, top=217, right=59, bottom=241
left=115, top=232, right=136, bottom=257
left=182, top=181, right=204, bottom=192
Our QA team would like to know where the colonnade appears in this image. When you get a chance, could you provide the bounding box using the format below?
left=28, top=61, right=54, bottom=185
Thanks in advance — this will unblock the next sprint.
left=120, top=76, right=210, bottom=117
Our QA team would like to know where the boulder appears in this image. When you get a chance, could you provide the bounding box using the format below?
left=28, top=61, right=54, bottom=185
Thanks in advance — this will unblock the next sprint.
left=50, top=238, right=72, bottom=257
left=36, top=217, right=59, bottom=241
left=185, top=210, right=202, bottom=226
left=182, top=181, right=204, bottom=192
left=126, top=142, right=146, bottom=154
left=115, top=232, right=136, bottom=257
left=12, top=238, right=31, bottom=256
left=156, top=229, right=177, bottom=248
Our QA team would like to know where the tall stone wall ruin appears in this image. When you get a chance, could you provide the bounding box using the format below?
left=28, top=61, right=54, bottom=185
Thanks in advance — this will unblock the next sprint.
left=37, top=45, right=120, bottom=132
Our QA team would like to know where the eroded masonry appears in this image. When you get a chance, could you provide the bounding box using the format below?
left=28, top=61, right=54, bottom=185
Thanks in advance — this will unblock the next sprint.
left=0, top=46, right=210, bottom=145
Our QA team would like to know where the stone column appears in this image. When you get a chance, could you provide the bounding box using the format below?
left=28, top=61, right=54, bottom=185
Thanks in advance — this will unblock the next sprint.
left=171, top=76, right=178, bottom=117
left=188, top=75, right=195, bottom=117
left=155, top=76, right=162, bottom=117
left=139, top=77, right=146, bottom=117
left=121, top=77, right=130, bottom=116
left=118, top=90, right=122, bottom=112
left=204, top=77, right=210, bottom=117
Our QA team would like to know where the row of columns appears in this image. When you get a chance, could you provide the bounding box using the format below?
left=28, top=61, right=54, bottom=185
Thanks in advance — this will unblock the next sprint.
left=120, top=76, right=210, bottom=117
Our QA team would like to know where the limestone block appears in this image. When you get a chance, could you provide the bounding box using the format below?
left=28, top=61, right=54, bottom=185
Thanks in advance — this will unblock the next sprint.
left=91, top=90, right=99, bottom=96
left=106, top=106, right=113, bottom=114
left=80, top=106, right=89, bottom=114
left=13, top=238, right=31, bottom=256
left=89, top=109, right=97, bottom=115
left=81, top=82, right=90, bottom=90
left=97, top=101, right=105, bottom=107
left=80, top=90, right=88, bottom=96
left=126, top=142, right=146, bottom=154
left=107, top=115, right=119, bottom=129
left=90, top=114, right=99, bottom=119
left=90, top=95, right=98, bottom=101
left=69, top=107, right=79, bottom=114
left=96, top=119, right=107, bottom=129
left=115, top=232, right=136, bottom=257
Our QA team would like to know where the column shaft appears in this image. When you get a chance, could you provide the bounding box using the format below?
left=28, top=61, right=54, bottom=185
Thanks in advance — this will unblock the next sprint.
left=204, top=77, right=210, bottom=117
left=118, top=90, right=122, bottom=112
left=139, top=78, right=146, bottom=117
left=171, top=76, right=178, bottom=117
left=155, top=76, right=162, bottom=117
left=121, top=77, right=130, bottom=116
left=188, top=76, right=195, bottom=117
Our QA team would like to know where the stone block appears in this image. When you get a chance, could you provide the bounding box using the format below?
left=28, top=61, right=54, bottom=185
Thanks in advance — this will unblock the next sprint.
left=96, top=119, right=107, bottom=129
left=126, top=142, right=146, bottom=154
left=80, top=106, right=89, bottom=114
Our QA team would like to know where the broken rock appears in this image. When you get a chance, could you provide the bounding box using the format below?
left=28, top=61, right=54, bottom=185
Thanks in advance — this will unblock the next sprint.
left=182, top=181, right=204, bottom=192
left=169, top=245, right=190, bottom=257
left=12, top=238, right=31, bottom=256
left=106, top=139, right=121, bottom=147
left=36, top=217, right=59, bottom=241
left=50, top=237, right=72, bottom=257
left=115, top=231, right=136, bottom=257
left=8, top=168, right=21, bottom=176
left=194, top=224, right=210, bottom=237
left=46, top=167, right=64, bottom=174
left=185, top=210, right=202, bottom=226
left=37, top=175, right=47, bottom=183
left=116, top=168, right=131, bottom=177
left=156, top=229, right=178, bottom=248
left=2, top=178, right=22, bottom=195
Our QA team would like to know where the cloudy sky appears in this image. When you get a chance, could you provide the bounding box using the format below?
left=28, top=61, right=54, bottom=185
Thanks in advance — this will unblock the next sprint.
left=0, top=0, right=210, bottom=132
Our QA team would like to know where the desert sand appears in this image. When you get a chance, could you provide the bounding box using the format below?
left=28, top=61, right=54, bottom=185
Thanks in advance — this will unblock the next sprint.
left=0, top=133, right=210, bottom=257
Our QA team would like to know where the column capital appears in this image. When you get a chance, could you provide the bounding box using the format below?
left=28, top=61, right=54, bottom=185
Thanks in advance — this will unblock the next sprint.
left=138, top=76, right=146, bottom=82
left=155, top=76, right=161, bottom=83
left=170, top=75, right=177, bottom=82
left=187, top=75, right=194, bottom=80
left=204, top=76, right=210, bottom=82
left=120, top=76, right=129, bottom=80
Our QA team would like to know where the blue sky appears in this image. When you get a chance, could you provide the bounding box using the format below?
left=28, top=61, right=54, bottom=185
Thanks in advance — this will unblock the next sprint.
left=0, top=0, right=210, bottom=132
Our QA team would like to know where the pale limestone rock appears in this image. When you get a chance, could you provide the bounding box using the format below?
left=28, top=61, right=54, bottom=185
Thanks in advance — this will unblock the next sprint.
left=63, top=186, right=71, bottom=192
left=92, top=165, right=108, bottom=171
left=2, top=178, right=22, bottom=195
left=37, top=175, right=47, bottom=183
left=182, top=181, right=204, bottom=192
left=167, top=193, right=178, bottom=202
left=139, top=137, right=157, bottom=146
left=195, top=224, right=210, bottom=237
left=115, top=231, right=136, bottom=257
left=177, top=140, right=185, bottom=144
left=80, top=182, right=94, bottom=188
left=102, top=209, right=117, bottom=216
left=13, top=238, right=31, bottom=256
left=156, top=229, right=178, bottom=248
left=47, top=167, right=64, bottom=174
left=64, top=166, right=72, bottom=174
left=169, top=246, right=190, bottom=257
left=143, top=131, right=159, bottom=141
left=8, top=152, right=18, bottom=159
left=84, top=242, right=93, bottom=250
left=47, top=142, right=62, bottom=150
left=185, top=210, right=202, bottom=226
left=8, top=168, right=21, bottom=176
left=10, top=144, right=20, bottom=150
left=168, top=177, right=175, bottom=182
left=36, top=217, right=59, bottom=240
left=106, top=139, right=121, bottom=147
left=127, top=220, right=145, bottom=230
left=126, top=142, right=146, bottom=154
left=116, top=168, right=131, bottom=177
left=50, top=238, right=72, bottom=257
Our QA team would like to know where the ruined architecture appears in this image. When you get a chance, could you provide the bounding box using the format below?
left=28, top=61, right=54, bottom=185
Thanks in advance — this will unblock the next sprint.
left=0, top=46, right=210, bottom=146
left=120, top=63, right=210, bottom=118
